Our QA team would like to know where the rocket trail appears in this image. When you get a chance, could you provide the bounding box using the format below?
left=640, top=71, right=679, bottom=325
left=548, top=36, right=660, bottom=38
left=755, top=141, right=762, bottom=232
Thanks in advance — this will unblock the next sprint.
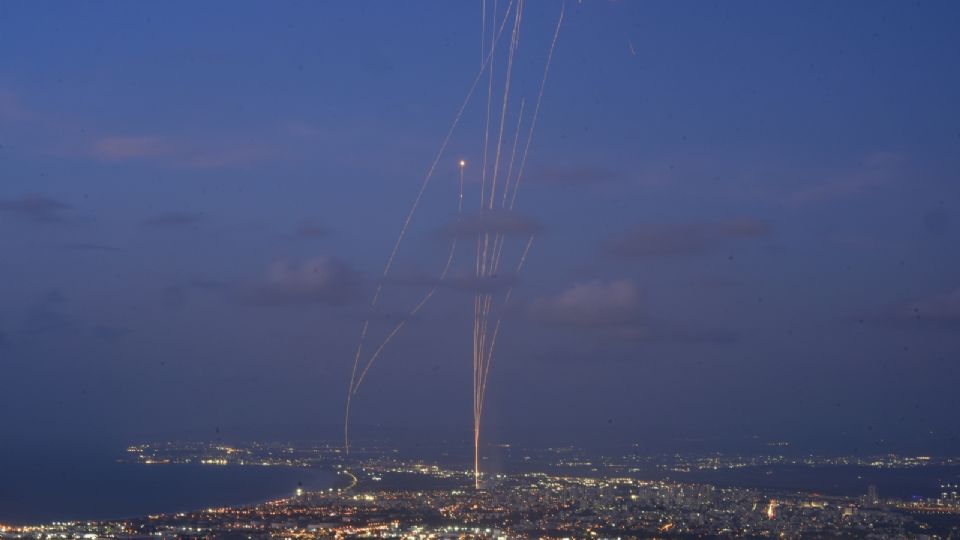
left=344, top=1, right=564, bottom=492
left=478, top=233, right=533, bottom=418
left=510, top=0, right=564, bottom=210
left=471, top=0, right=563, bottom=489
left=352, top=162, right=465, bottom=393
left=344, top=1, right=515, bottom=454
left=487, top=0, right=523, bottom=212
left=373, top=0, right=515, bottom=308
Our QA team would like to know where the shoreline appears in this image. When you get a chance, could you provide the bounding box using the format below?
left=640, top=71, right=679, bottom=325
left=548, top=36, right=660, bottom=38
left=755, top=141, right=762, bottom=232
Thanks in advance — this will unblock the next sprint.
left=0, top=462, right=336, bottom=527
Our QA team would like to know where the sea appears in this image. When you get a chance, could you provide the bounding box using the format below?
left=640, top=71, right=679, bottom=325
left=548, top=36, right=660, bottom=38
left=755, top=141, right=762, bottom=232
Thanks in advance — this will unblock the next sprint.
left=0, top=455, right=334, bottom=526
left=3, top=443, right=959, bottom=525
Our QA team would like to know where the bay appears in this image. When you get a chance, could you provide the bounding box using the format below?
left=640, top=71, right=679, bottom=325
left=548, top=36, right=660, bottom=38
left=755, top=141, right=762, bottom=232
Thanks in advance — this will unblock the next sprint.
left=0, top=457, right=333, bottom=525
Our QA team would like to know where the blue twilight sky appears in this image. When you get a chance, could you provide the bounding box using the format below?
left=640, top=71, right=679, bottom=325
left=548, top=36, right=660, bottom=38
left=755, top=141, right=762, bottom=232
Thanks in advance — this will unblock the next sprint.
left=1, top=1, right=959, bottom=452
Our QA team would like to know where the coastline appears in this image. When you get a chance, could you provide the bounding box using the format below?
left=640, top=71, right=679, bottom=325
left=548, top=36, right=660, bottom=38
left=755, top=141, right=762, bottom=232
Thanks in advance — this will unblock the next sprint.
left=0, top=461, right=335, bottom=526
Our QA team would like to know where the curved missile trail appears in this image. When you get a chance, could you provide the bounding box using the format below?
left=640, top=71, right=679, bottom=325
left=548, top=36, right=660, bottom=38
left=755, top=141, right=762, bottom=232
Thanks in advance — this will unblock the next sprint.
left=487, top=0, right=523, bottom=211
left=481, top=0, right=487, bottom=65
left=478, top=234, right=533, bottom=415
left=344, top=2, right=517, bottom=455
left=510, top=0, right=563, bottom=211
left=352, top=162, right=465, bottom=392
left=471, top=0, right=564, bottom=489
left=343, top=1, right=565, bottom=494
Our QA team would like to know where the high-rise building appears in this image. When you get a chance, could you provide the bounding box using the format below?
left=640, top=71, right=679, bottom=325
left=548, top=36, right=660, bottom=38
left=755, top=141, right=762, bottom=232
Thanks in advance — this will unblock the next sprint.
left=940, top=483, right=959, bottom=504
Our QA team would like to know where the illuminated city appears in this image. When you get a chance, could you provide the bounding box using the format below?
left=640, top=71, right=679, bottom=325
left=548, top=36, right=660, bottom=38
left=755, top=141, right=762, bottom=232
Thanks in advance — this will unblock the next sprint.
left=3, top=441, right=960, bottom=538
left=2, top=1, right=960, bottom=538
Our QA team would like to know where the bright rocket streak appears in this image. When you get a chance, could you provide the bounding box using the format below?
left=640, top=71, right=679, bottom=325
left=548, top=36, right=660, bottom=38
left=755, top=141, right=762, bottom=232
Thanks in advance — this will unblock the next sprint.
left=472, top=0, right=564, bottom=490
left=478, top=0, right=523, bottom=333
left=476, top=0, right=510, bottom=490
left=486, top=1, right=542, bottom=310
left=474, top=0, right=520, bottom=490
left=501, top=98, right=525, bottom=208
left=479, top=0, right=560, bottom=401
left=352, top=161, right=465, bottom=391
left=481, top=0, right=487, bottom=66
left=482, top=99, right=526, bottom=314
left=510, top=0, right=564, bottom=210
left=373, top=0, right=513, bottom=306
left=477, top=234, right=534, bottom=418
left=486, top=0, right=522, bottom=210
left=344, top=0, right=517, bottom=455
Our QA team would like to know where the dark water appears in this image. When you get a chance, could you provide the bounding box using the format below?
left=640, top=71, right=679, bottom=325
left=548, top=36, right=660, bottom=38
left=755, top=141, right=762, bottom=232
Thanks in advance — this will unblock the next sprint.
left=0, top=458, right=333, bottom=525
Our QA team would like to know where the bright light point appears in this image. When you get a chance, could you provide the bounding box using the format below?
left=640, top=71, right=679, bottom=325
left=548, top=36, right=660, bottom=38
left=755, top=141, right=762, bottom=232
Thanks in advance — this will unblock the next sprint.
left=459, top=160, right=466, bottom=167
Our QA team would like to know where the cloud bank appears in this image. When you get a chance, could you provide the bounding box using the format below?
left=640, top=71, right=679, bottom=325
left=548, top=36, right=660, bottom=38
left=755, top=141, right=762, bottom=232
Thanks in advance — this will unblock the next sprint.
left=606, top=218, right=771, bottom=258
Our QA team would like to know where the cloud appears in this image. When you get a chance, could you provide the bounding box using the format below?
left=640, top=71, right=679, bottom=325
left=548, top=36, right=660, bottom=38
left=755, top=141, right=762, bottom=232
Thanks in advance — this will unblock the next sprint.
left=530, top=279, right=639, bottom=327
left=790, top=175, right=885, bottom=205
left=0, top=194, right=72, bottom=223
left=296, top=221, right=330, bottom=238
left=143, top=211, right=204, bottom=228
left=0, top=89, right=30, bottom=122
left=163, top=278, right=229, bottom=306
left=0, top=89, right=248, bottom=167
left=533, top=165, right=618, bottom=186
left=164, top=259, right=360, bottom=308
left=20, top=308, right=72, bottom=337
left=242, top=257, right=361, bottom=306
left=17, top=290, right=73, bottom=337
left=606, top=218, right=771, bottom=258
left=88, top=134, right=272, bottom=168
left=530, top=279, right=738, bottom=346
left=788, top=153, right=904, bottom=205
left=94, top=135, right=170, bottom=160
left=389, top=270, right=518, bottom=295
left=443, top=210, right=540, bottom=238
left=896, top=287, right=960, bottom=326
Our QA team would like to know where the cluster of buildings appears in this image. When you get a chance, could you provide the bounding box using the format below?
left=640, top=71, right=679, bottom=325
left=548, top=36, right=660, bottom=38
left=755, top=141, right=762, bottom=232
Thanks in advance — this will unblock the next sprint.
left=3, top=454, right=960, bottom=539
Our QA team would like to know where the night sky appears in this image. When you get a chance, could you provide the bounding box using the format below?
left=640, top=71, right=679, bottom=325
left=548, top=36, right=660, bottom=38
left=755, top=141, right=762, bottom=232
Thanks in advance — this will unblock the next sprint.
left=2, top=1, right=959, bottom=454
